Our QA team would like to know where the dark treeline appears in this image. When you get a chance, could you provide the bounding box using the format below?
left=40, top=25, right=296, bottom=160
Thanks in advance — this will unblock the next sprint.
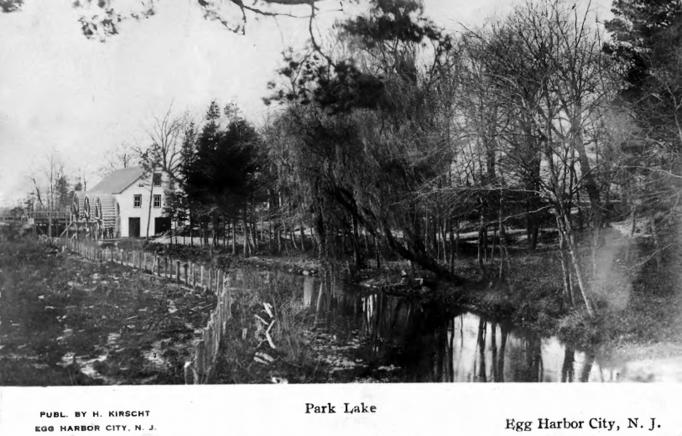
left=149, top=0, right=680, bottom=316
left=159, top=102, right=267, bottom=256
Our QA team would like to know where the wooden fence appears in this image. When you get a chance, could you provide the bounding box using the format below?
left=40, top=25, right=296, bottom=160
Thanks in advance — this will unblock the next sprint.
left=54, top=237, right=233, bottom=384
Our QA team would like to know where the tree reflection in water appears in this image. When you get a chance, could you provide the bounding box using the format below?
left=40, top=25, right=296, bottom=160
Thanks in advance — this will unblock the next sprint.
left=228, top=267, right=613, bottom=382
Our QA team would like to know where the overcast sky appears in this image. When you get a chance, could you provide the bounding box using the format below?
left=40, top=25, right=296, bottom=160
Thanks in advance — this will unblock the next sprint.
left=0, top=0, right=611, bottom=206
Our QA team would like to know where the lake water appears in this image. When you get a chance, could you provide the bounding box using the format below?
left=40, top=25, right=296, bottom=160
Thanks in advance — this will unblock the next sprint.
left=218, top=267, right=629, bottom=383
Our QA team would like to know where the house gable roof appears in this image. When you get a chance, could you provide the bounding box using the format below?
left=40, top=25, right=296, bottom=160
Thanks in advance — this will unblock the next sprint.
left=89, top=167, right=146, bottom=194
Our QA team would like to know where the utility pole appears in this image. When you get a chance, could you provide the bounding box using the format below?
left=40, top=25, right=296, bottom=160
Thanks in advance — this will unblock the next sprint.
left=146, top=170, right=155, bottom=239
left=48, top=155, right=54, bottom=238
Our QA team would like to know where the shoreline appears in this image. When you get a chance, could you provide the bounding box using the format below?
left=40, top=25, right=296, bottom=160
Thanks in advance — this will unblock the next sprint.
left=50, top=238, right=682, bottom=377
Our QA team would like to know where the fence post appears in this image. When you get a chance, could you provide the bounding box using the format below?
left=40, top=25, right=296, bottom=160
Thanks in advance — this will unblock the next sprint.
left=183, top=361, right=193, bottom=385
left=195, top=341, right=205, bottom=383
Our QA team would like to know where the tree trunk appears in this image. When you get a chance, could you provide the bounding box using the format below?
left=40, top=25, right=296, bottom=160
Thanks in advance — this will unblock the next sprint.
left=498, top=200, right=505, bottom=279
left=382, top=223, right=465, bottom=285
left=351, top=214, right=363, bottom=268
left=448, top=217, right=456, bottom=273
left=145, top=182, right=154, bottom=240
left=478, top=214, right=487, bottom=272
left=242, top=210, right=250, bottom=257
left=559, top=213, right=595, bottom=317
left=231, top=218, right=237, bottom=255
left=374, top=235, right=381, bottom=269
left=300, top=220, right=306, bottom=252
left=557, top=216, right=574, bottom=307
left=651, top=218, right=662, bottom=270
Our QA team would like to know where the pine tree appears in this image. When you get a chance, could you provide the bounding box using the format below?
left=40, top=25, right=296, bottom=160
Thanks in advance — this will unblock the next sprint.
left=606, top=0, right=682, bottom=269
left=606, top=0, right=682, bottom=97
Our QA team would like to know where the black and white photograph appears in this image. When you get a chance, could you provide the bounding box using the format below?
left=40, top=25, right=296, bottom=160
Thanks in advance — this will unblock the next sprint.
left=1, top=0, right=681, bottom=398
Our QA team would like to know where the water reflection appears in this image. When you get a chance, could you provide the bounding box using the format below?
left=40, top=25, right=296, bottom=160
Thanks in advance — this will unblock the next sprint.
left=229, top=268, right=622, bottom=382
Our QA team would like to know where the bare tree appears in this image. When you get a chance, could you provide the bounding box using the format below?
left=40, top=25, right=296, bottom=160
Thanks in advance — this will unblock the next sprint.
left=100, top=142, right=138, bottom=174
left=30, top=152, right=66, bottom=238
left=141, top=105, right=189, bottom=186
left=136, top=105, right=190, bottom=239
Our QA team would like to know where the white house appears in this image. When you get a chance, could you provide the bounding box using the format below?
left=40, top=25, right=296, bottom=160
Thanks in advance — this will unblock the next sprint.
left=82, top=167, right=171, bottom=238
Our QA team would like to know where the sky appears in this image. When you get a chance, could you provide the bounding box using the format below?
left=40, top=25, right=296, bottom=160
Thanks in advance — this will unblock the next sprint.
left=0, top=0, right=612, bottom=207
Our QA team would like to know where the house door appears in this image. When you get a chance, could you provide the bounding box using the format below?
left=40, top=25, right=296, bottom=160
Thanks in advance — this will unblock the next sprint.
left=128, top=217, right=141, bottom=238
left=154, top=217, right=171, bottom=235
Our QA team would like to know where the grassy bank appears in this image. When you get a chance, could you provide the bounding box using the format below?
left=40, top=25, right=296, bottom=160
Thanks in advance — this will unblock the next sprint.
left=453, top=235, right=682, bottom=363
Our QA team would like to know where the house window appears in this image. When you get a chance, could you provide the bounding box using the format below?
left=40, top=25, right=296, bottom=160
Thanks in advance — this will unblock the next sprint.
left=152, top=173, right=162, bottom=186
left=153, top=194, right=161, bottom=208
left=133, top=194, right=142, bottom=208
